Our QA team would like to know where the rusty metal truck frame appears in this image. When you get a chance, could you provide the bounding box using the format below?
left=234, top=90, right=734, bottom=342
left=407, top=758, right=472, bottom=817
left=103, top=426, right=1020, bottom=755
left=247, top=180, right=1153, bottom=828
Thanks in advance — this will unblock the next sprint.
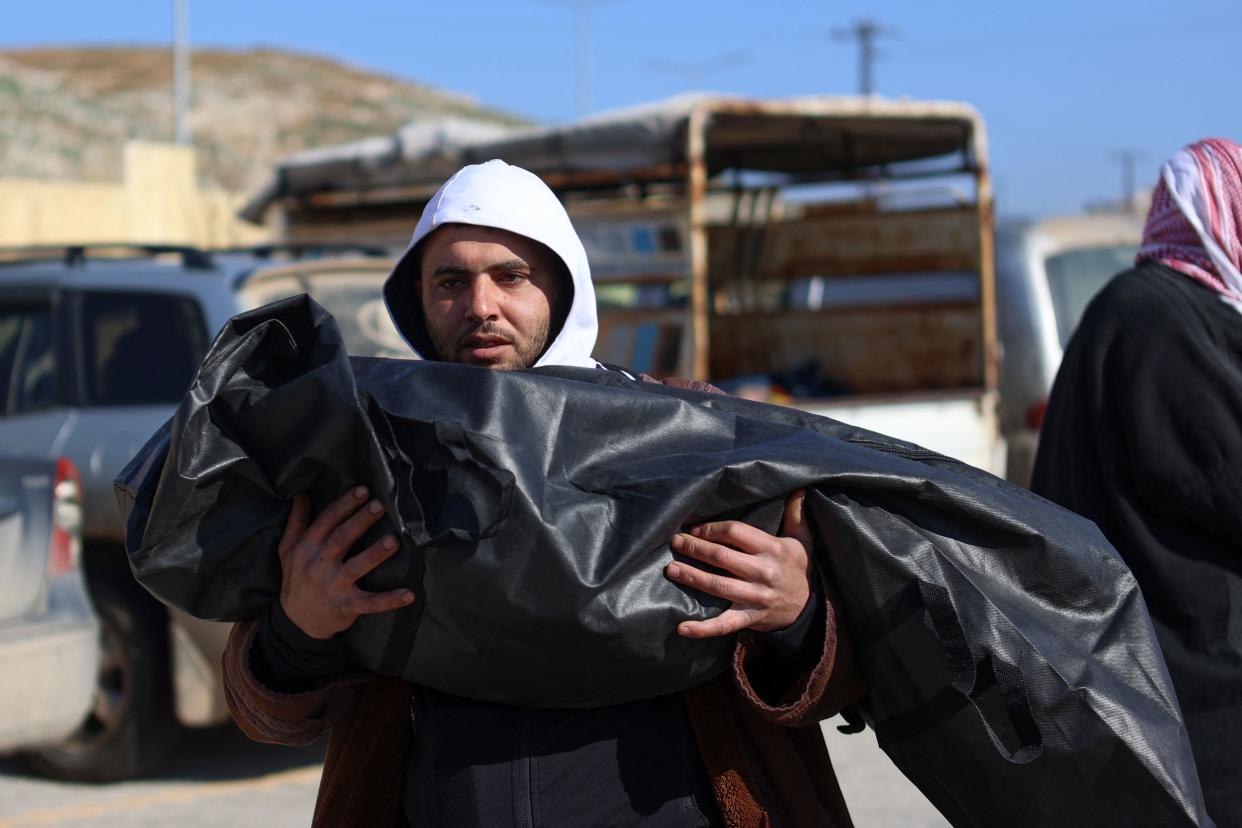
left=245, top=95, right=1000, bottom=468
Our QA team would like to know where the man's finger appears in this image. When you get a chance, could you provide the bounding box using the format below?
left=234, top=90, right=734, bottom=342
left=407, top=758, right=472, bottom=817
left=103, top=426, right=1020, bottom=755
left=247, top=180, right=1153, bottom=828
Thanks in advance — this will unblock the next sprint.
left=341, top=535, right=401, bottom=583
left=321, top=499, right=386, bottom=563
left=677, top=608, right=760, bottom=639
left=302, top=485, right=371, bottom=548
left=671, top=533, right=767, bottom=582
left=346, top=587, right=415, bottom=617
left=690, top=519, right=782, bottom=557
left=278, top=494, right=311, bottom=561
left=781, top=489, right=813, bottom=546
left=666, top=561, right=768, bottom=605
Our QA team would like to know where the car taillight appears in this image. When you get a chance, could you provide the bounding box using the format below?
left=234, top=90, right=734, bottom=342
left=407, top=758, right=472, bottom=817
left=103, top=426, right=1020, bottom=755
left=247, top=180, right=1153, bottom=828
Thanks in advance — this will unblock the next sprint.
left=1027, top=398, right=1050, bottom=431
left=49, top=457, right=83, bottom=577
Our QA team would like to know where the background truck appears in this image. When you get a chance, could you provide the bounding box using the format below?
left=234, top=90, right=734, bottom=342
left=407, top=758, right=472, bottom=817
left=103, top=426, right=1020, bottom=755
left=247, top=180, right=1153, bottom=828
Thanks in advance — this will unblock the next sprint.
left=993, top=212, right=1143, bottom=485
left=247, top=95, right=1004, bottom=473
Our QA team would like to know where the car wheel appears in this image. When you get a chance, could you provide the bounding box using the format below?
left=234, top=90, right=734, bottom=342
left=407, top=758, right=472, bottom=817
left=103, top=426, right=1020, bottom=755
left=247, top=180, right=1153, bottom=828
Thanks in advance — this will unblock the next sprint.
left=22, top=574, right=178, bottom=782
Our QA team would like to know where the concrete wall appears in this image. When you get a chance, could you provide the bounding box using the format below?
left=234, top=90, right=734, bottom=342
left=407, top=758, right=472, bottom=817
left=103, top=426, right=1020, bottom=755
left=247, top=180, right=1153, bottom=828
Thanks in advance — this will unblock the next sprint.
left=0, top=142, right=269, bottom=248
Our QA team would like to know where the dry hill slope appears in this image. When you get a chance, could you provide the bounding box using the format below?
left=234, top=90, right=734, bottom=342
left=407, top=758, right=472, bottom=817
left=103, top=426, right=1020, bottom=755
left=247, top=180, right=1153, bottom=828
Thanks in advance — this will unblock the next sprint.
left=0, top=46, right=526, bottom=195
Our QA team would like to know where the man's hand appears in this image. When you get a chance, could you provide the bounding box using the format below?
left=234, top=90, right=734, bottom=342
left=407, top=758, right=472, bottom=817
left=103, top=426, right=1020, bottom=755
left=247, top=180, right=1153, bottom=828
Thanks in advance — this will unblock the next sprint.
left=278, top=486, right=414, bottom=640
left=665, top=490, right=813, bottom=639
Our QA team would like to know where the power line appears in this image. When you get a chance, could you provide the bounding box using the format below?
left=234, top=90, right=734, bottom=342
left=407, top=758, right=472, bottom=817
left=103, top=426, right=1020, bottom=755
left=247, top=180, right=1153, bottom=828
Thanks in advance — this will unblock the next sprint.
left=896, top=16, right=1242, bottom=58
left=645, top=51, right=747, bottom=89
left=831, top=18, right=898, bottom=96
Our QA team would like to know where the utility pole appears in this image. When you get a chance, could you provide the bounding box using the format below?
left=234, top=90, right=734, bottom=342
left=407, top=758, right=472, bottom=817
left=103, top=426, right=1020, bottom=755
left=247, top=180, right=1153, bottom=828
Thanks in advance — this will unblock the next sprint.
left=831, top=19, right=897, bottom=96
left=172, top=0, right=191, bottom=144
left=535, top=0, right=616, bottom=118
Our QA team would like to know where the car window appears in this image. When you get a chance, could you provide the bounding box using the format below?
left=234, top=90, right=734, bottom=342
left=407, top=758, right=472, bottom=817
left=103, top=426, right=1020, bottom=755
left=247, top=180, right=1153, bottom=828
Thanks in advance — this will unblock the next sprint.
left=14, top=307, right=55, bottom=414
left=240, top=270, right=412, bottom=358
left=1044, top=245, right=1136, bottom=346
left=0, top=309, right=21, bottom=414
left=81, top=292, right=209, bottom=406
left=0, top=305, right=56, bottom=416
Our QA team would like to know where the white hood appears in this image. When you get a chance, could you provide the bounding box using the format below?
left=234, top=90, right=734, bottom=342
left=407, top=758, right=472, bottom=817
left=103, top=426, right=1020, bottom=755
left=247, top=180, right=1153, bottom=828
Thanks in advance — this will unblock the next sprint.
left=382, top=159, right=599, bottom=368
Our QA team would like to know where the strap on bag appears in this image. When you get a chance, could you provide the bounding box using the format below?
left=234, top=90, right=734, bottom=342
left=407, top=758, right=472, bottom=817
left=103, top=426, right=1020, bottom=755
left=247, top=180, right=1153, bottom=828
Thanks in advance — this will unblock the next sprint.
left=856, top=580, right=1043, bottom=764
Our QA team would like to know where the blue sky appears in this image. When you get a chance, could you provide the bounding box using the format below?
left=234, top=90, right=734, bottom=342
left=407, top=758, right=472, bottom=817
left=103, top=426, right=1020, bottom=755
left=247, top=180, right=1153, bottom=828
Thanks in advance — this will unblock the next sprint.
left=4, top=0, right=1240, bottom=216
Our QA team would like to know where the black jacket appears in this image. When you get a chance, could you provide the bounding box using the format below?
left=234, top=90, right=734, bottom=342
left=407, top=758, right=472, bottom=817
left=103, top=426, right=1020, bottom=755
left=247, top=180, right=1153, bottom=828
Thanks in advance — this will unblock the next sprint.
left=1032, top=262, right=1242, bottom=822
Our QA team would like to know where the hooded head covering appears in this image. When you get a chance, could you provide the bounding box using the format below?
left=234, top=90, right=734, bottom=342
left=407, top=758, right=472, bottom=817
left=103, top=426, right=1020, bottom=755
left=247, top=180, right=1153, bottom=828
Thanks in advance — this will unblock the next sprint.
left=1136, top=137, right=1242, bottom=314
left=382, top=159, right=599, bottom=368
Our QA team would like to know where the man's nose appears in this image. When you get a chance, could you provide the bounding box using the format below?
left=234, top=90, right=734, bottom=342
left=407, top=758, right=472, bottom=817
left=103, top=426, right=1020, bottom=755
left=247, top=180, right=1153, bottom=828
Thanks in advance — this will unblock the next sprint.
left=465, top=278, right=499, bottom=322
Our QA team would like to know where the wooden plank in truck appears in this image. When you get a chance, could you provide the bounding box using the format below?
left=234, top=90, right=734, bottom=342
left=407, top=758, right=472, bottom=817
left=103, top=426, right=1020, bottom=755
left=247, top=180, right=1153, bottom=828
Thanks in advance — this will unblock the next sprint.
left=708, top=303, right=983, bottom=395
left=709, top=206, right=980, bottom=280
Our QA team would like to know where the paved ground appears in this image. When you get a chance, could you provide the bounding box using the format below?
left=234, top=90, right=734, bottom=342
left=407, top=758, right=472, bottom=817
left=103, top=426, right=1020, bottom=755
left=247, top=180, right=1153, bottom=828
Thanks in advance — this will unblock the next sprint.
left=0, top=714, right=945, bottom=827
left=0, top=726, right=322, bottom=828
left=821, top=716, right=948, bottom=827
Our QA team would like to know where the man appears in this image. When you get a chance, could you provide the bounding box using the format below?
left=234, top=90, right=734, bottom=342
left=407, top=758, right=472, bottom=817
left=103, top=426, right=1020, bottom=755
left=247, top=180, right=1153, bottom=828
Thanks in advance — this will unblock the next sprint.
left=224, top=160, right=861, bottom=826
left=1031, top=138, right=1242, bottom=823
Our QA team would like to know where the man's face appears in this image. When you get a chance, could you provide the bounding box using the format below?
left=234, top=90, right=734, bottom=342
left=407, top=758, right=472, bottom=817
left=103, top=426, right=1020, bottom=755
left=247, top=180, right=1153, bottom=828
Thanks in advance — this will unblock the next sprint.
left=417, top=224, right=567, bottom=370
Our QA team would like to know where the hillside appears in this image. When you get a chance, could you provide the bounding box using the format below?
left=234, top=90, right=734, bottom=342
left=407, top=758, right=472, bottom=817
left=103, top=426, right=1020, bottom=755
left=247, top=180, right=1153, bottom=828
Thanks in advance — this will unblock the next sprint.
left=0, top=46, right=526, bottom=195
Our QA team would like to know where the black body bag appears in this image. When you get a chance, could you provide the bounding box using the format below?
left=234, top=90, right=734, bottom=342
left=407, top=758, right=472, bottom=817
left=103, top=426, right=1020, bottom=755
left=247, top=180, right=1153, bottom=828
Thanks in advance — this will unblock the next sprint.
left=116, top=296, right=1210, bottom=826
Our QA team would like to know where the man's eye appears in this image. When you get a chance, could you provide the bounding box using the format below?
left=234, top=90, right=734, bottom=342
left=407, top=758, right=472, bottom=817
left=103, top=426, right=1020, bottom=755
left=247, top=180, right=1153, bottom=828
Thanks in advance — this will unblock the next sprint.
left=438, top=278, right=464, bottom=290
left=498, top=272, right=526, bottom=284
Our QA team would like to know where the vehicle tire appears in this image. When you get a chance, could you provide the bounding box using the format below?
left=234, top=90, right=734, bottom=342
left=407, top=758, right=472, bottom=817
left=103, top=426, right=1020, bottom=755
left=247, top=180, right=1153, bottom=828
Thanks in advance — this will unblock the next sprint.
left=21, top=574, right=179, bottom=782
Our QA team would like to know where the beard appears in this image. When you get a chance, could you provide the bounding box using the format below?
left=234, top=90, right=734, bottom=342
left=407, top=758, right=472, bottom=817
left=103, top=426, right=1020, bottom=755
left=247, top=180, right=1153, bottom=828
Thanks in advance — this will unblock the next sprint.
left=424, top=316, right=551, bottom=371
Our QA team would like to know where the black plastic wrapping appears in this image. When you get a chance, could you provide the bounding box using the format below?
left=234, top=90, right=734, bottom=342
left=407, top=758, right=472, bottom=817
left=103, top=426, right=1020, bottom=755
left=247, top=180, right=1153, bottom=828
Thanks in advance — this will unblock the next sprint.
left=116, top=296, right=1210, bottom=826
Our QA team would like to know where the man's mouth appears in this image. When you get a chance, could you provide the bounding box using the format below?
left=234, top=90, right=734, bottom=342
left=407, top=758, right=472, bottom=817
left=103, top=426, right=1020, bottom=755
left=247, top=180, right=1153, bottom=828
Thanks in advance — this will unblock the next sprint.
left=460, top=334, right=514, bottom=360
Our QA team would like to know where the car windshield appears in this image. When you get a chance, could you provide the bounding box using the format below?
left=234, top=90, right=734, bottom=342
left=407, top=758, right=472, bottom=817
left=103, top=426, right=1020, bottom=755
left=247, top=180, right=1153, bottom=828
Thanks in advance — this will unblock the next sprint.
left=1044, top=245, right=1136, bottom=346
left=240, top=268, right=412, bottom=358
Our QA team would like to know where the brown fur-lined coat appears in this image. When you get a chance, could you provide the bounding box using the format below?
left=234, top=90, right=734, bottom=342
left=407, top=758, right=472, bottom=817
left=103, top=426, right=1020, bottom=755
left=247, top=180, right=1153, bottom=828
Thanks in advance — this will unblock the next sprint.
left=223, top=578, right=863, bottom=827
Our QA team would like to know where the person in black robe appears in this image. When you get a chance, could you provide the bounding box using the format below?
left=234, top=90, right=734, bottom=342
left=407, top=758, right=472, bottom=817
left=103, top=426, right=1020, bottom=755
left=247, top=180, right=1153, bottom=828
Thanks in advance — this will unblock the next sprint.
left=1032, top=137, right=1242, bottom=824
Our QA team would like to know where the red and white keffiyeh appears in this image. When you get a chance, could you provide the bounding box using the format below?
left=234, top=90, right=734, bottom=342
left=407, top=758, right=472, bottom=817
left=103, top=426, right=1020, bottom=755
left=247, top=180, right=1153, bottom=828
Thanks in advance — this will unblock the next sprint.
left=1137, top=137, right=1242, bottom=314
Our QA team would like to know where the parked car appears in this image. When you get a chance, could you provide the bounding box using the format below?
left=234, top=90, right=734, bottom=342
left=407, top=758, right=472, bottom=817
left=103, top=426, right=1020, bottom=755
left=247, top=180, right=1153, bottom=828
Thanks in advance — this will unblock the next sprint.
left=994, top=213, right=1143, bottom=486
left=0, top=453, right=99, bottom=756
left=0, top=243, right=406, bottom=781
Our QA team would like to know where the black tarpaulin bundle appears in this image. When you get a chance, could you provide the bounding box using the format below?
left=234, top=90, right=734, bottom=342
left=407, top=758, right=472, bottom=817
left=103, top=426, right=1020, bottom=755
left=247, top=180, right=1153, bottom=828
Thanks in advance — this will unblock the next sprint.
left=115, top=296, right=1210, bottom=826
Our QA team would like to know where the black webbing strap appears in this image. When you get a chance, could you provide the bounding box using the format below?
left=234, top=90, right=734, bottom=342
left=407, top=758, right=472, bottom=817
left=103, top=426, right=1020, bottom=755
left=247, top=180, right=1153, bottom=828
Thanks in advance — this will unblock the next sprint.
left=855, top=580, right=1044, bottom=764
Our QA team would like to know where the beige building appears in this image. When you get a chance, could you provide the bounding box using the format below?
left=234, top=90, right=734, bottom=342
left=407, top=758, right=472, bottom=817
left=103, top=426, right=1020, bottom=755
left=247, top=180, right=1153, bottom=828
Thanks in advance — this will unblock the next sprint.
left=0, top=141, right=269, bottom=248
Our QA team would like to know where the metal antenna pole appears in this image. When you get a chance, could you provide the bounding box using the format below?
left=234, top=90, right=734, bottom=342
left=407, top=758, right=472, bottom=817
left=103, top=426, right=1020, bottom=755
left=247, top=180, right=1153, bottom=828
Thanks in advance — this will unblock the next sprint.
left=575, top=0, right=589, bottom=118
left=534, top=0, right=617, bottom=118
left=173, top=0, right=191, bottom=144
left=1111, top=149, right=1148, bottom=212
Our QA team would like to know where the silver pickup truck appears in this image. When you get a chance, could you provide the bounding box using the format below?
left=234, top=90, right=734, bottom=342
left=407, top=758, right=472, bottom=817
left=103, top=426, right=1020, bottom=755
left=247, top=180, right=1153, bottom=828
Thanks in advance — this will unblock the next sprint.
left=0, top=244, right=405, bottom=780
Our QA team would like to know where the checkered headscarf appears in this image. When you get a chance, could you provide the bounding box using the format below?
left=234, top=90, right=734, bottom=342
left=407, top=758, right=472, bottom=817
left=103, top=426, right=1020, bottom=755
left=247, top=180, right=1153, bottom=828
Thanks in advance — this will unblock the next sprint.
left=1137, top=137, right=1242, bottom=314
